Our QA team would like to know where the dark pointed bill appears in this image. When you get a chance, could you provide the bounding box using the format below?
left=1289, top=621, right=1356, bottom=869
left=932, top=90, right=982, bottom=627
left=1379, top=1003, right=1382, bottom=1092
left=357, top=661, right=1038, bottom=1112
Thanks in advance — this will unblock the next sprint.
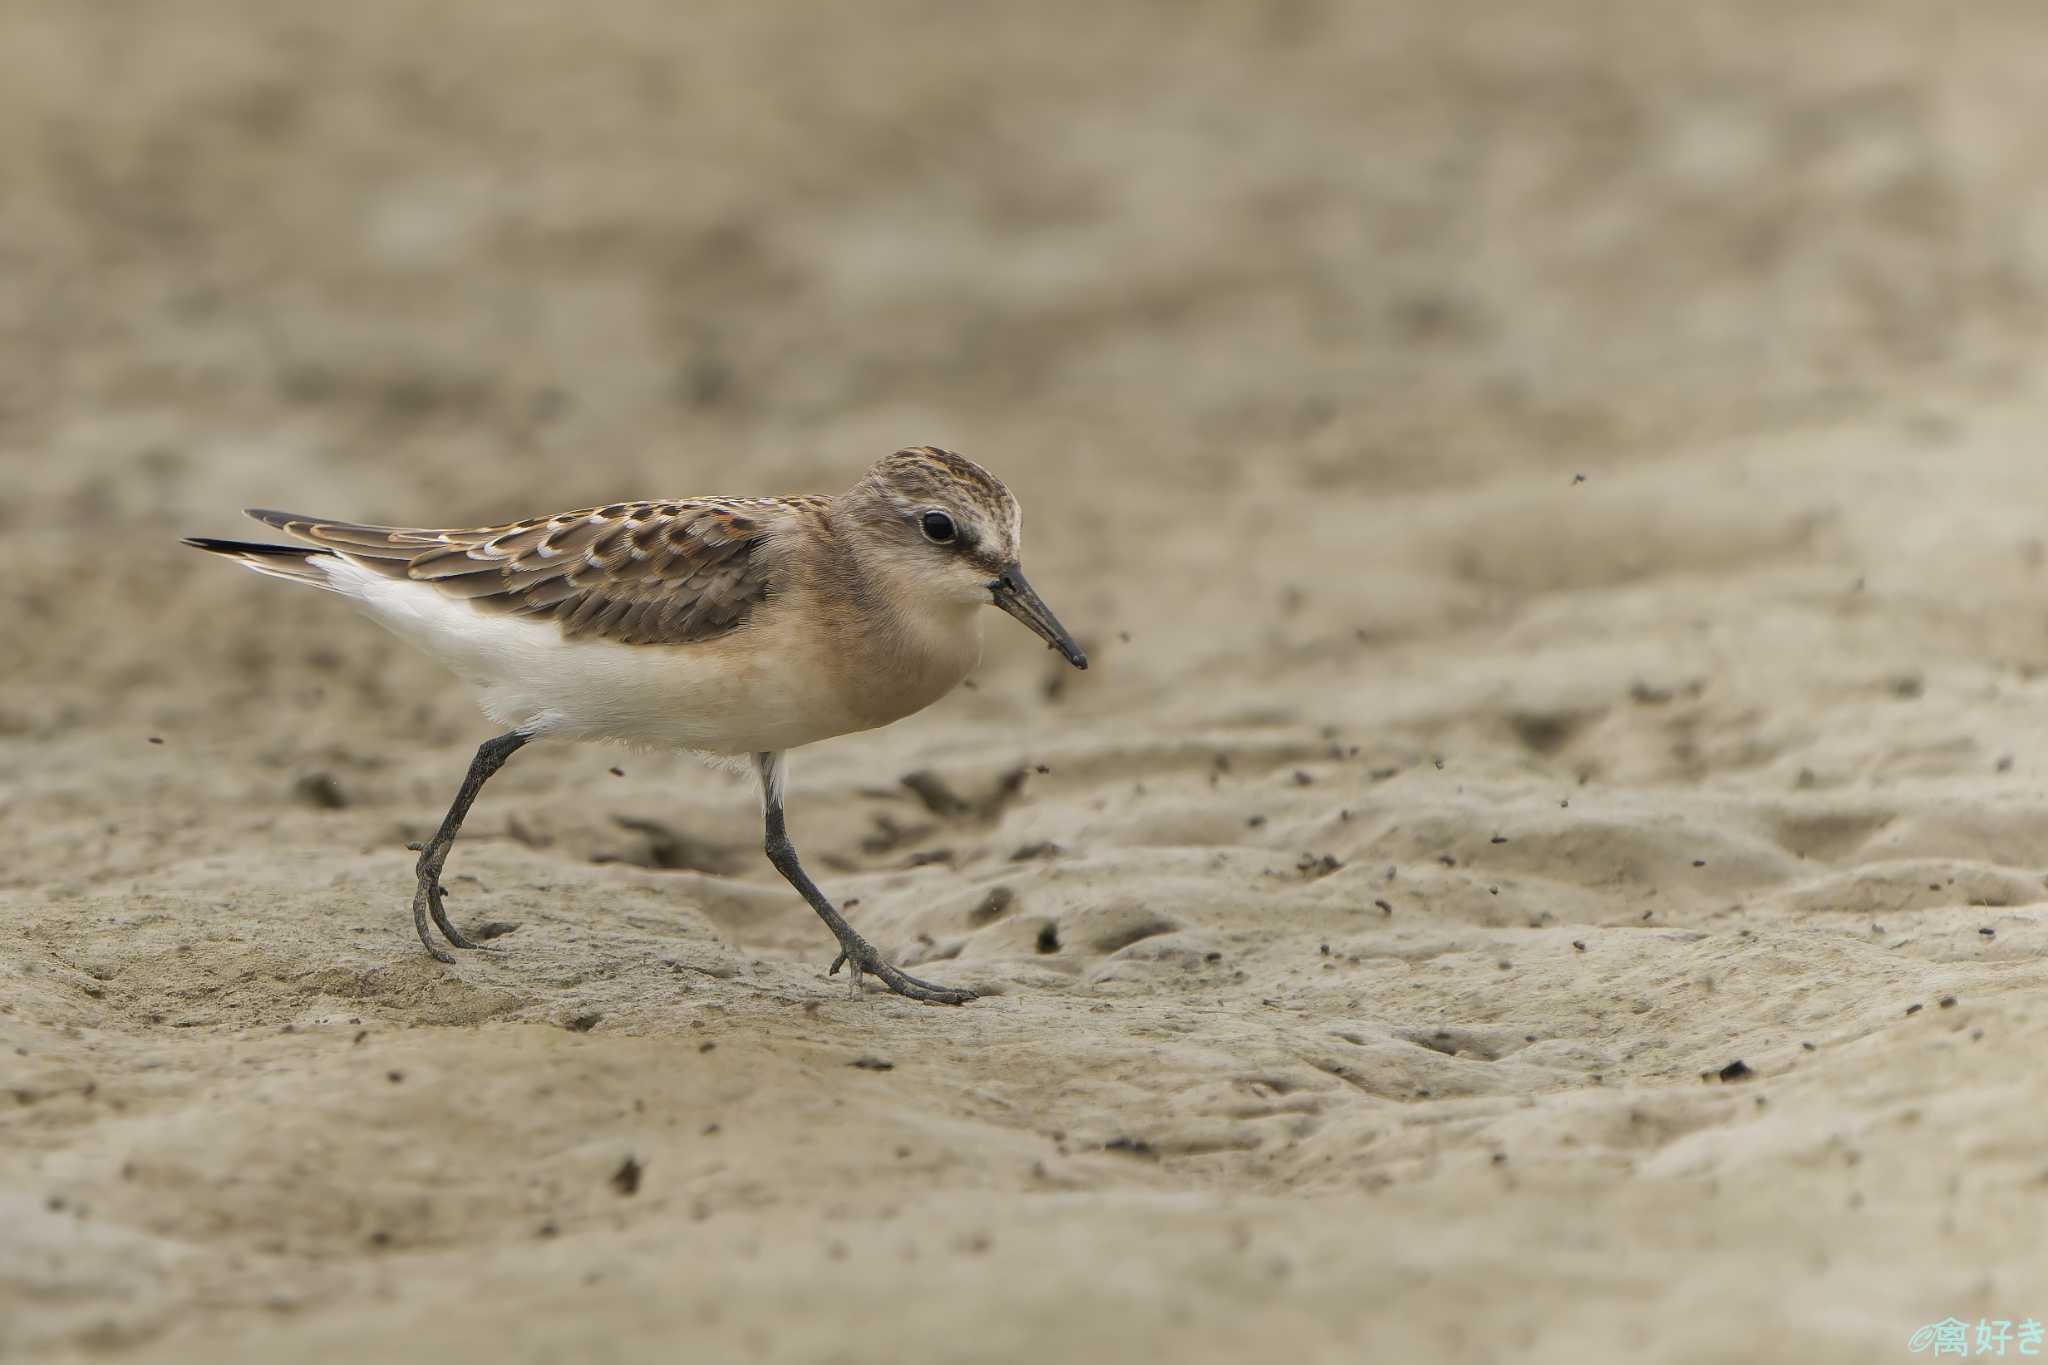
left=989, top=562, right=1087, bottom=669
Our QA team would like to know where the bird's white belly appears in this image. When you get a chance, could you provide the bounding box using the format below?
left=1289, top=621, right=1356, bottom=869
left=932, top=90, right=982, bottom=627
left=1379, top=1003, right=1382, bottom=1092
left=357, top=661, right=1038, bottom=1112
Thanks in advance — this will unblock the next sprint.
left=474, top=628, right=850, bottom=752
left=327, top=560, right=879, bottom=752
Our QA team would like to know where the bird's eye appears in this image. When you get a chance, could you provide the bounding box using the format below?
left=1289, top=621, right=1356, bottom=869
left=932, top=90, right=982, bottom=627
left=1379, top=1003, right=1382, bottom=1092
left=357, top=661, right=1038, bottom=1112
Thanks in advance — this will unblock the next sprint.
left=921, top=510, right=956, bottom=544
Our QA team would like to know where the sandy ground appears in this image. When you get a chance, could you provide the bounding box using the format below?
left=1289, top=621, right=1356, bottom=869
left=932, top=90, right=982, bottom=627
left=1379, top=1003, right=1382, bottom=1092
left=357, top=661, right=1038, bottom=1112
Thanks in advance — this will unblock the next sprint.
left=12, top=2, right=2048, bottom=1361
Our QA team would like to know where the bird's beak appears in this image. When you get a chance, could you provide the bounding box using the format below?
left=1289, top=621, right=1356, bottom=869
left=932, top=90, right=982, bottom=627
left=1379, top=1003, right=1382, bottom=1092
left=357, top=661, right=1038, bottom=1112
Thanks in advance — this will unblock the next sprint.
left=989, top=562, right=1087, bottom=669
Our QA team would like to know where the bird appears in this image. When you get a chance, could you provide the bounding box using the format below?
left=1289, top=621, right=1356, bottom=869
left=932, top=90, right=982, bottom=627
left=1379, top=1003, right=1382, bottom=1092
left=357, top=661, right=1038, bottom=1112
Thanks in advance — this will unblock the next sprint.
left=183, top=446, right=1088, bottom=1005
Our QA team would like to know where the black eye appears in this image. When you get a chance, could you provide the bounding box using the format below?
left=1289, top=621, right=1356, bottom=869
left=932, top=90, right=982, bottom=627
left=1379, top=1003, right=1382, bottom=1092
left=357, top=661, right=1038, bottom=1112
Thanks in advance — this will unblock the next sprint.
left=921, top=510, right=956, bottom=544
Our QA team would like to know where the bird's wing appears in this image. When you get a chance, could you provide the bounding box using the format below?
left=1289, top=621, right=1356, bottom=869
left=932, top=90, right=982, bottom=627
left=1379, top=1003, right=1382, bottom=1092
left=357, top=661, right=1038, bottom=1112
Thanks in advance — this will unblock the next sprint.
left=246, top=499, right=796, bottom=645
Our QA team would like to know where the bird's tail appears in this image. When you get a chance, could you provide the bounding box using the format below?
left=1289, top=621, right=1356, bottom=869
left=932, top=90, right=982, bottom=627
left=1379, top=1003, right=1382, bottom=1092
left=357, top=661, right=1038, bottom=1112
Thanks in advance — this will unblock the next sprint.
left=182, top=536, right=338, bottom=587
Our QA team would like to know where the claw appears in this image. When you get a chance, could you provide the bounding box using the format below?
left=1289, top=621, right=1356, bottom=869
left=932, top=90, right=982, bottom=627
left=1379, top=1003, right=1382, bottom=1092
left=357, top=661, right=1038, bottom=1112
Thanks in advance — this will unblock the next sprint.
left=826, top=937, right=973, bottom=1005
left=416, top=868, right=495, bottom=955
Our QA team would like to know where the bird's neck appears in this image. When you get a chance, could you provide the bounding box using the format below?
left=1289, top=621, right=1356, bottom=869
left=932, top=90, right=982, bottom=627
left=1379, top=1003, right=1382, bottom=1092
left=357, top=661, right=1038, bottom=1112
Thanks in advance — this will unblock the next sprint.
left=809, top=506, right=982, bottom=722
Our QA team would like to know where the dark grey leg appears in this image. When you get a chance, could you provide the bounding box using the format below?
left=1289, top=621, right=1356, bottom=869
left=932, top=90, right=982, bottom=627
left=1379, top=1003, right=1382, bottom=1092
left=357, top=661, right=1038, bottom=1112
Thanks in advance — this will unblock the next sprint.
left=755, top=751, right=973, bottom=1005
left=411, top=731, right=529, bottom=963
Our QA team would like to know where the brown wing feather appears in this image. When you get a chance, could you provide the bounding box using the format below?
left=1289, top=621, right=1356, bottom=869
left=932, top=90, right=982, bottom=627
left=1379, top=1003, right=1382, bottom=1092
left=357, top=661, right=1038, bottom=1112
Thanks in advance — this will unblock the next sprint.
left=246, top=500, right=782, bottom=646
left=245, top=508, right=500, bottom=579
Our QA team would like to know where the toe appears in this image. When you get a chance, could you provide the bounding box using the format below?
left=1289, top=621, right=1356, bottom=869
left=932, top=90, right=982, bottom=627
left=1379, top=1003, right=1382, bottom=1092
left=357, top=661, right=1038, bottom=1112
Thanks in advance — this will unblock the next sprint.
left=883, top=969, right=976, bottom=1005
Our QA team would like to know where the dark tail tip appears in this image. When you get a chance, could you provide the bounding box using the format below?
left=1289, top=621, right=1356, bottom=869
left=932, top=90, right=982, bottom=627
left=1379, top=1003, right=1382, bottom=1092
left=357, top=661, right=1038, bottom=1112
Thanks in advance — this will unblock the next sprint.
left=183, top=536, right=330, bottom=558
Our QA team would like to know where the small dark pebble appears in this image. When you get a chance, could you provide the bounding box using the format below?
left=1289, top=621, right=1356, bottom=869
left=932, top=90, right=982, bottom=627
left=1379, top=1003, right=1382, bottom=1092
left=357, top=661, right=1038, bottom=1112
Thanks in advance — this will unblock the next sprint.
left=386, top=1070, right=404, bottom=1084
left=147, top=737, right=164, bottom=746
left=967, top=886, right=1015, bottom=924
left=1938, top=995, right=1958, bottom=1009
left=609, top=767, right=625, bottom=777
left=1717, top=1060, right=1753, bottom=1082
left=1010, top=841, right=1061, bottom=861
left=1247, top=815, right=1266, bottom=828
left=1802, top=1042, right=1817, bottom=1052
left=472, top=921, right=520, bottom=941
left=611, top=1156, right=643, bottom=1196
left=369, top=1230, right=391, bottom=1248
left=1035, top=764, right=1050, bottom=775
left=900, top=769, right=974, bottom=818
left=1103, top=1137, right=1156, bottom=1158
left=1980, top=927, right=1996, bottom=938
left=539, top=1221, right=559, bottom=1238
left=1437, top=854, right=1456, bottom=867
left=1572, top=941, right=1586, bottom=951
left=1490, top=835, right=1508, bottom=845
left=850, top=1057, right=895, bottom=1071
left=1293, top=770, right=1313, bottom=786
left=352, top=1030, right=368, bottom=1045
left=1375, top=899, right=1393, bottom=914
left=567, top=1012, right=602, bottom=1033
left=1905, top=1003, right=1923, bottom=1016
left=698, top=1041, right=716, bottom=1053
left=293, top=772, right=349, bottom=810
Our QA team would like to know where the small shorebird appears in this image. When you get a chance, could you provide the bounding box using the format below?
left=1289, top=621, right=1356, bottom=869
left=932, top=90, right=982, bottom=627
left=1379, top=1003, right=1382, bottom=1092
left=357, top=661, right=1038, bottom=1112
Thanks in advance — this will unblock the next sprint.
left=184, top=446, right=1087, bottom=1005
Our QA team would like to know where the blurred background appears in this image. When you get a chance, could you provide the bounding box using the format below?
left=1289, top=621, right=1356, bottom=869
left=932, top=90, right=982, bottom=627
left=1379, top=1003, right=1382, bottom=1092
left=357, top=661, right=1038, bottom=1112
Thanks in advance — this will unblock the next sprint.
left=4, top=0, right=2041, bottom=740
left=20, top=7, right=2048, bottom=1360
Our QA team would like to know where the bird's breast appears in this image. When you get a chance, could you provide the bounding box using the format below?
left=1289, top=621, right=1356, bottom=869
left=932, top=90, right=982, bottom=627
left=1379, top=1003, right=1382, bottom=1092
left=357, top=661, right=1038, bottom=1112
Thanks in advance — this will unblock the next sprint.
left=826, top=606, right=983, bottom=732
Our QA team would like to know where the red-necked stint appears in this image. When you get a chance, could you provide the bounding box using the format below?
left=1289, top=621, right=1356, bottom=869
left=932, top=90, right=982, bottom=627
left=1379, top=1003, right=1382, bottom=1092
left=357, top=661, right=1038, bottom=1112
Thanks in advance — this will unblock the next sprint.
left=185, top=446, right=1087, bottom=1004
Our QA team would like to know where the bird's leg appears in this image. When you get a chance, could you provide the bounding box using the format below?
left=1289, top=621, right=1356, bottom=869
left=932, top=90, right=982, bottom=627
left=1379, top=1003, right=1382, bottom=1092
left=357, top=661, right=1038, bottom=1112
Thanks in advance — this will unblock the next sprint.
left=755, top=751, right=974, bottom=1005
left=411, top=730, right=529, bottom=962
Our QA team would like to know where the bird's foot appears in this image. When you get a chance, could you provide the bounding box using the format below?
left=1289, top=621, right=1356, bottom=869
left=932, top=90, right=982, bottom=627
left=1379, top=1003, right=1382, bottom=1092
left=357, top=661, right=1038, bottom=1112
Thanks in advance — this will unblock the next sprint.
left=412, top=865, right=498, bottom=961
left=828, top=939, right=974, bottom=1005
